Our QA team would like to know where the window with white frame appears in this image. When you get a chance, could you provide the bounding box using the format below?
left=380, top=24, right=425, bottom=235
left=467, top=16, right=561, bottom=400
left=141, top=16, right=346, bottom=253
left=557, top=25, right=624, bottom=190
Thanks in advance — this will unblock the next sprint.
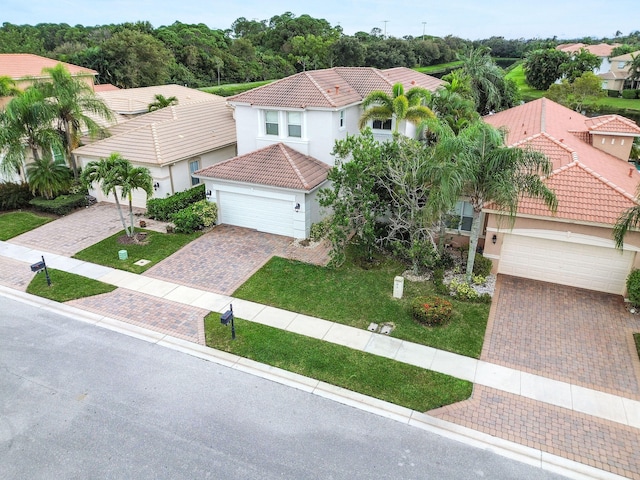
left=447, top=201, right=474, bottom=232
left=618, top=61, right=626, bottom=69
left=287, top=111, right=302, bottom=138
left=372, top=119, right=392, bottom=130
left=265, top=110, right=279, bottom=135
left=189, top=159, right=200, bottom=186
left=339, top=109, right=345, bottom=128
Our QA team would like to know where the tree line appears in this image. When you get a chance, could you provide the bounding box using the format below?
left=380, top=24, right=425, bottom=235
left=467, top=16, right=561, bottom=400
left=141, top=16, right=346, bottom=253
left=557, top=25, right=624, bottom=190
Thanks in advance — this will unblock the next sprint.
left=3, top=14, right=639, bottom=89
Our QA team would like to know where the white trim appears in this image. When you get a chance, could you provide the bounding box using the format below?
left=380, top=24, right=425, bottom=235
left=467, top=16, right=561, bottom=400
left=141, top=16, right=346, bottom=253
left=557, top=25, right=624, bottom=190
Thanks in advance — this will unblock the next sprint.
left=489, top=228, right=640, bottom=252
left=482, top=211, right=622, bottom=230
left=483, top=253, right=500, bottom=260
left=590, top=131, right=640, bottom=138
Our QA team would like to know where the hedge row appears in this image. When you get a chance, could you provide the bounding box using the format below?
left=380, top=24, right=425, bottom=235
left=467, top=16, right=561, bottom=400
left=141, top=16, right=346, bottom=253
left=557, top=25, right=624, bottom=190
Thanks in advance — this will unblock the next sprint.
left=621, top=89, right=640, bottom=99
left=29, top=194, right=87, bottom=215
left=146, top=184, right=205, bottom=221
left=0, top=182, right=33, bottom=211
left=171, top=199, right=218, bottom=233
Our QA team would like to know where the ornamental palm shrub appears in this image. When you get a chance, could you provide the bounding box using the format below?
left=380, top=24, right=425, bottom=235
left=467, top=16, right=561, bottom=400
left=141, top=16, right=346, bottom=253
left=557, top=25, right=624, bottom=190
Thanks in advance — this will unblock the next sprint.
left=410, top=295, right=453, bottom=326
left=27, top=157, right=72, bottom=200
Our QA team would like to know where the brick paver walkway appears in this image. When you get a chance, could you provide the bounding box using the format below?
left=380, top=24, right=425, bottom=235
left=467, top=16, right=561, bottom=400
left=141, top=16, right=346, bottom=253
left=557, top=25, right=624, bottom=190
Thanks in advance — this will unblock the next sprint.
left=431, top=275, right=640, bottom=479
left=0, top=256, right=35, bottom=291
left=143, top=225, right=330, bottom=295
left=67, top=289, right=208, bottom=344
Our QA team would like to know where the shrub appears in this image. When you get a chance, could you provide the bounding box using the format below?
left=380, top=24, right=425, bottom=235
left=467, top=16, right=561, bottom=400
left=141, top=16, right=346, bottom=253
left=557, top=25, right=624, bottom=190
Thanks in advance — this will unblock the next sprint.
left=607, top=90, right=620, bottom=98
left=627, top=269, right=640, bottom=306
left=448, top=278, right=480, bottom=300
left=472, top=253, right=493, bottom=277
left=146, top=184, right=205, bottom=221
left=410, top=295, right=453, bottom=326
left=621, top=89, right=638, bottom=99
left=29, top=194, right=87, bottom=215
left=171, top=199, right=217, bottom=233
left=310, top=217, right=331, bottom=241
left=0, top=182, right=33, bottom=210
left=472, top=274, right=486, bottom=285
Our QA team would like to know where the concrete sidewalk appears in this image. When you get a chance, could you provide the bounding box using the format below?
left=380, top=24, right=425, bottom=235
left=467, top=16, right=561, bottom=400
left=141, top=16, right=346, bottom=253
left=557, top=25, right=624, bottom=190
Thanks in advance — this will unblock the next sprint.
left=2, top=239, right=640, bottom=432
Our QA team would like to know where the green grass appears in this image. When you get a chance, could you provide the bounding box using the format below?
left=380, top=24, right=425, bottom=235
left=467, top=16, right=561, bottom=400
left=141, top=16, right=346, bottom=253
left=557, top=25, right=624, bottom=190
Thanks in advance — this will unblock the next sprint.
left=415, top=61, right=463, bottom=75
left=587, top=96, right=640, bottom=114
left=201, top=80, right=274, bottom=97
left=505, top=64, right=545, bottom=101
left=233, top=252, right=489, bottom=358
left=26, top=268, right=116, bottom=302
left=73, top=229, right=202, bottom=273
left=0, top=211, right=53, bottom=240
left=204, top=314, right=472, bottom=411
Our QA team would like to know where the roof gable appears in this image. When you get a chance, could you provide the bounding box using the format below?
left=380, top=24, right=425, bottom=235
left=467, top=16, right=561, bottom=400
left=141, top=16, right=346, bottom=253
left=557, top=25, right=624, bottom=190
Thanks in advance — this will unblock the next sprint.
left=228, top=67, right=444, bottom=109
left=584, top=114, right=640, bottom=135
left=195, top=143, right=329, bottom=191
left=97, top=84, right=217, bottom=115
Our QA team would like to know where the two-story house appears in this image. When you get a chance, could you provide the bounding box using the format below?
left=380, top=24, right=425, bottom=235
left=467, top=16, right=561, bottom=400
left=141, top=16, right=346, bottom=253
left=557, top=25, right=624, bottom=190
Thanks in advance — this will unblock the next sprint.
left=599, top=50, right=640, bottom=92
left=556, top=43, right=621, bottom=75
left=194, top=67, right=443, bottom=239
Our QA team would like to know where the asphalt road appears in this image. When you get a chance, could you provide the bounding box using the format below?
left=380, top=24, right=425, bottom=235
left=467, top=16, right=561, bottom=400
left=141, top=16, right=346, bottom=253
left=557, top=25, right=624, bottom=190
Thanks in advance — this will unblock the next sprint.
left=0, top=295, right=567, bottom=480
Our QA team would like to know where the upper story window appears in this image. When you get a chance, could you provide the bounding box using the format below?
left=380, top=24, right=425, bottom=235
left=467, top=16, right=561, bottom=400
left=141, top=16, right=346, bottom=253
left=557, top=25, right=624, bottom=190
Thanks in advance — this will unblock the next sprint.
left=287, top=112, right=302, bottom=138
left=189, top=159, right=200, bottom=186
left=339, top=110, right=345, bottom=129
left=265, top=111, right=279, bottom=136
left=372, top=119, right=392, bottom=131
left=618, top=61, right=626, bottom=69
left=447, top=201, right=474, bottom=232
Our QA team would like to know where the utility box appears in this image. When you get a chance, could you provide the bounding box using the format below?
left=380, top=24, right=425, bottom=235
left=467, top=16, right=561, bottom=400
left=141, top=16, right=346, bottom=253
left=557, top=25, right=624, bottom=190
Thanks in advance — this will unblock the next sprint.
left=393, top=276, right=404, bottom=299
left=118, top=250, right=128, bottom=260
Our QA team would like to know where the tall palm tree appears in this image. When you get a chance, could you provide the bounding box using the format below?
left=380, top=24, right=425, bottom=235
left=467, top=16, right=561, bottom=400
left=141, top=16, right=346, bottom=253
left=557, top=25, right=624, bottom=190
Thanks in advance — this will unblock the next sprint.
left=626, top=53, right=640, bottom=89
left=429, top=89, right=479, bottom=134
left=26, top=156, right=72, bottom=200
left=37, top=63, right=114, bottom=178
left=457, top=46, right=505, bottom=115
left=119, top=161, right=153, bottom=236
left=359, top=83, right=435, bottom=134
left=0, top=87, right=62, bottom=181
left=457, top=121, right=557, bottom=282
left=148, top=94, right=178, bottom=112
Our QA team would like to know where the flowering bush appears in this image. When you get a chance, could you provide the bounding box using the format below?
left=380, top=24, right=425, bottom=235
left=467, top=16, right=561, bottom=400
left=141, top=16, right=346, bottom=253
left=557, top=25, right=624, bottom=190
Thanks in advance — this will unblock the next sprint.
left=410, top=295, right=453, bottom=326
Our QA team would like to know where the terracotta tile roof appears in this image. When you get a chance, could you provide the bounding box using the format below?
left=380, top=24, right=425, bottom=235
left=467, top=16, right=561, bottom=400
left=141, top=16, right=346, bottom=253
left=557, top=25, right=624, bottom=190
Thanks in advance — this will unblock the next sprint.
left=228, top=67, right=444, bottom=109
left=73, top=97, right=235, bottom=166
left=0, top=53, right=97, bottom=79
left=556, top=43, right=620, bottom=57
left=97, top=84, right=216, bottom=115
left=584, top=114, right=640, bottom=135
left=93, top=84, right=120, bottom=92
left=506, top=161, right=637, bottom=225
left=195, top=143, right=330, bottom=191
left=483, top=97, right=640, bottom=226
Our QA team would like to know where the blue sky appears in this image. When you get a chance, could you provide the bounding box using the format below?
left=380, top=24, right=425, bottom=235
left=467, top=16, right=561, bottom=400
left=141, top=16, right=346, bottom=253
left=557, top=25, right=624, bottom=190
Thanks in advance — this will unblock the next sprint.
left=3, top=0, right=638, bottom=40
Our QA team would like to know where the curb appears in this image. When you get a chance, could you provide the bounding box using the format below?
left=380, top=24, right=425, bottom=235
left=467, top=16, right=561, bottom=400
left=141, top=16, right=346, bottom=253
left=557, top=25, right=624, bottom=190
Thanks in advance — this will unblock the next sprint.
left=0, top=285, right=628, bottom=480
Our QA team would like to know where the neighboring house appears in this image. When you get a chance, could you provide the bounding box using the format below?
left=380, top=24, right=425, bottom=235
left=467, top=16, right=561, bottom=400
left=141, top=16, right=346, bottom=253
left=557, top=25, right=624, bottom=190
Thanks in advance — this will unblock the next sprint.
left=599, top=50, right=640, bottom=92
left=195, top=66, right=444, bottom=239
left=0, top=53, right=98, bottom=109
left=482, top=97, right=640, bottom=294
left=556, top=43, right=621, bottom=74
left=73, top=94, right=237, bottom=208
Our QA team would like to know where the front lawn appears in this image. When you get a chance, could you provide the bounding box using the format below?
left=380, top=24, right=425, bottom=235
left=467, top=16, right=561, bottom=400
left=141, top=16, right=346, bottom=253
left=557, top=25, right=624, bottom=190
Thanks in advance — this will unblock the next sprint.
left=73, top=229, right=202, bottom=273
left=27, top=268, right=116, bottom=302
left=233, top=252, right=489, bottom=358
left=204, top=314, right=472, bottom=411
left=505, top=64, right=545, bottom=101
left=0, top=211, right=53, bottom=240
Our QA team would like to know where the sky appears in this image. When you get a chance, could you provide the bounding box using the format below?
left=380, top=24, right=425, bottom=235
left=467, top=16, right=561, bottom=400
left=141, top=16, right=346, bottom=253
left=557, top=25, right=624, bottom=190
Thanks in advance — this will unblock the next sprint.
left=2, top=0, right=639, bottom=41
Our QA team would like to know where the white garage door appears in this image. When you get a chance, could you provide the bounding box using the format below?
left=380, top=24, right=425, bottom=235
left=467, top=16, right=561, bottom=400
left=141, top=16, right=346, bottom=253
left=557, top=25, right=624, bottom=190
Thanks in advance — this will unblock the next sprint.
left=498, top=234, right=634, bottom=294
left=218, top=191, right=294, bottom=237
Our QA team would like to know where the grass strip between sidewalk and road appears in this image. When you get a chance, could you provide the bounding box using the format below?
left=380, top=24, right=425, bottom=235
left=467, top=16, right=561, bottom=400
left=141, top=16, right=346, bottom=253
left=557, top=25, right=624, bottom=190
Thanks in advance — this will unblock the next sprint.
left=204, top=313, right=472, bottom=412
left=73, top=229, right=202, bottom=274
left=27, top=268, right=116, bottom=302
left=0, top=211, right=53, bottom=240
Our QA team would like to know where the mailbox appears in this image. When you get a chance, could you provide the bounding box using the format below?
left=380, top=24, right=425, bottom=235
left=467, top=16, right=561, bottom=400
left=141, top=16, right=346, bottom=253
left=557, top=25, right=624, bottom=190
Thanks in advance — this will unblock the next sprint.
left=30, top=261, right=45, bottom=272
left=220, top=309, right=234, bottom=325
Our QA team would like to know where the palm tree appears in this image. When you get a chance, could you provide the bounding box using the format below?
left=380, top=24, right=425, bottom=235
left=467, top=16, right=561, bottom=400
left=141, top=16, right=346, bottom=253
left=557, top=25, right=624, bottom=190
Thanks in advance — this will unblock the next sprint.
left=119, top=161, right=153, bottom=236
left=27, top=156, right=72, bottom=199
left=457, top=46, right=505, bottom=115
left=148, top=94, right=178, bottom=112
left=0, top=75, right=21, bottom=97
left=457, top=121, right=557, bottom=282
left=359, top=82, right=435, bottom=134
left=626, top=53, right=640, bottom=89
left=0, top=87, right=62, bottom=181
left=37, top=64, right=114, bottom=178
left=429, top=88, right=479, bottom=134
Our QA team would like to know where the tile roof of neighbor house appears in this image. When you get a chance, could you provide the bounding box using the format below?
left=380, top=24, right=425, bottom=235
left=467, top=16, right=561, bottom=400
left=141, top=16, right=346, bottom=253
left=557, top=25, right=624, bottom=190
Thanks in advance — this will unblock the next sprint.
left=483, top=97, right=640, bottom=225
left=195, top=142, right=330, bottom=191
left=96, top=84, right=216, bottom=115
left=73, top=96, right=235, bottom=167
left=610, top=50, right=640, bottom=62
left=227, top=67, right=444, bottom=109
left=556, top=43, right=621, bottom=57
left=0, top=53, right=97, bottom=79
left=93, top=84, right=120, bottom=92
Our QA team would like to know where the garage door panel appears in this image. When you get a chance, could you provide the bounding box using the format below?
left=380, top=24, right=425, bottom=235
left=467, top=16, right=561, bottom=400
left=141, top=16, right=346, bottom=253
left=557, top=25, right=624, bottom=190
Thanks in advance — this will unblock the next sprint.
left=218, top=191, right=294, bottom=237
left=498, top=234, right=633, bottom=294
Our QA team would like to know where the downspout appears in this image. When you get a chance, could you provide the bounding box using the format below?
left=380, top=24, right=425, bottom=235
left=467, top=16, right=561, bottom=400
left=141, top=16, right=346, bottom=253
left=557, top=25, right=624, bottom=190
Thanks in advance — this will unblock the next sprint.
left=168, top=164, right=175, bottom=194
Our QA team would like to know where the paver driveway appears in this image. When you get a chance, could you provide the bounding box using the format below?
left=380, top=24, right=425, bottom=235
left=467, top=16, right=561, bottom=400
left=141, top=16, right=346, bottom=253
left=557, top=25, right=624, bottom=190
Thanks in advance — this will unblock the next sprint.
left=432, top=275, right=640, bottom=479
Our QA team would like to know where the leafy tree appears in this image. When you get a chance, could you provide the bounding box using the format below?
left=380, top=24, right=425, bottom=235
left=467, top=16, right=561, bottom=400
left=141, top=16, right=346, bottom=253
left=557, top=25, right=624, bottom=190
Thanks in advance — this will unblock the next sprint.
left=81, top=153, right=152, bottom=237
left=457, top=121, right=557, bottom=282
left=0, top=87, right=62, bottom=181
left=36, top=63, right=113, bottom=177
left=0, top=75, right=21, bottom=97
left=610, top=44, right=639, bottom=58
left=626, top=53, right=640, bottom=89
left=148, top=94, right=178, bottom=112
left=523, top=48, right=570, bottom=90
left=290, top=34, right=333, bottom=70
left=331, top=36, right=366, bottom=67
left=562, top=48, right=601, bottom=83
left=359, top=83, right=434, bottom=134
left=26, top=156, right=72, bottom=199
left=546, top=72, right=605, bottom=111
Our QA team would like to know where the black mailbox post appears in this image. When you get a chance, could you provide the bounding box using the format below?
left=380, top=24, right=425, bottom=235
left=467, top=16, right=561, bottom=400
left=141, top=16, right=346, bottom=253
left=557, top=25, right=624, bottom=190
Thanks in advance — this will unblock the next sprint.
left=220, top=304, right=235, bottom=340
left=30, top=256, right=51, bottom=287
